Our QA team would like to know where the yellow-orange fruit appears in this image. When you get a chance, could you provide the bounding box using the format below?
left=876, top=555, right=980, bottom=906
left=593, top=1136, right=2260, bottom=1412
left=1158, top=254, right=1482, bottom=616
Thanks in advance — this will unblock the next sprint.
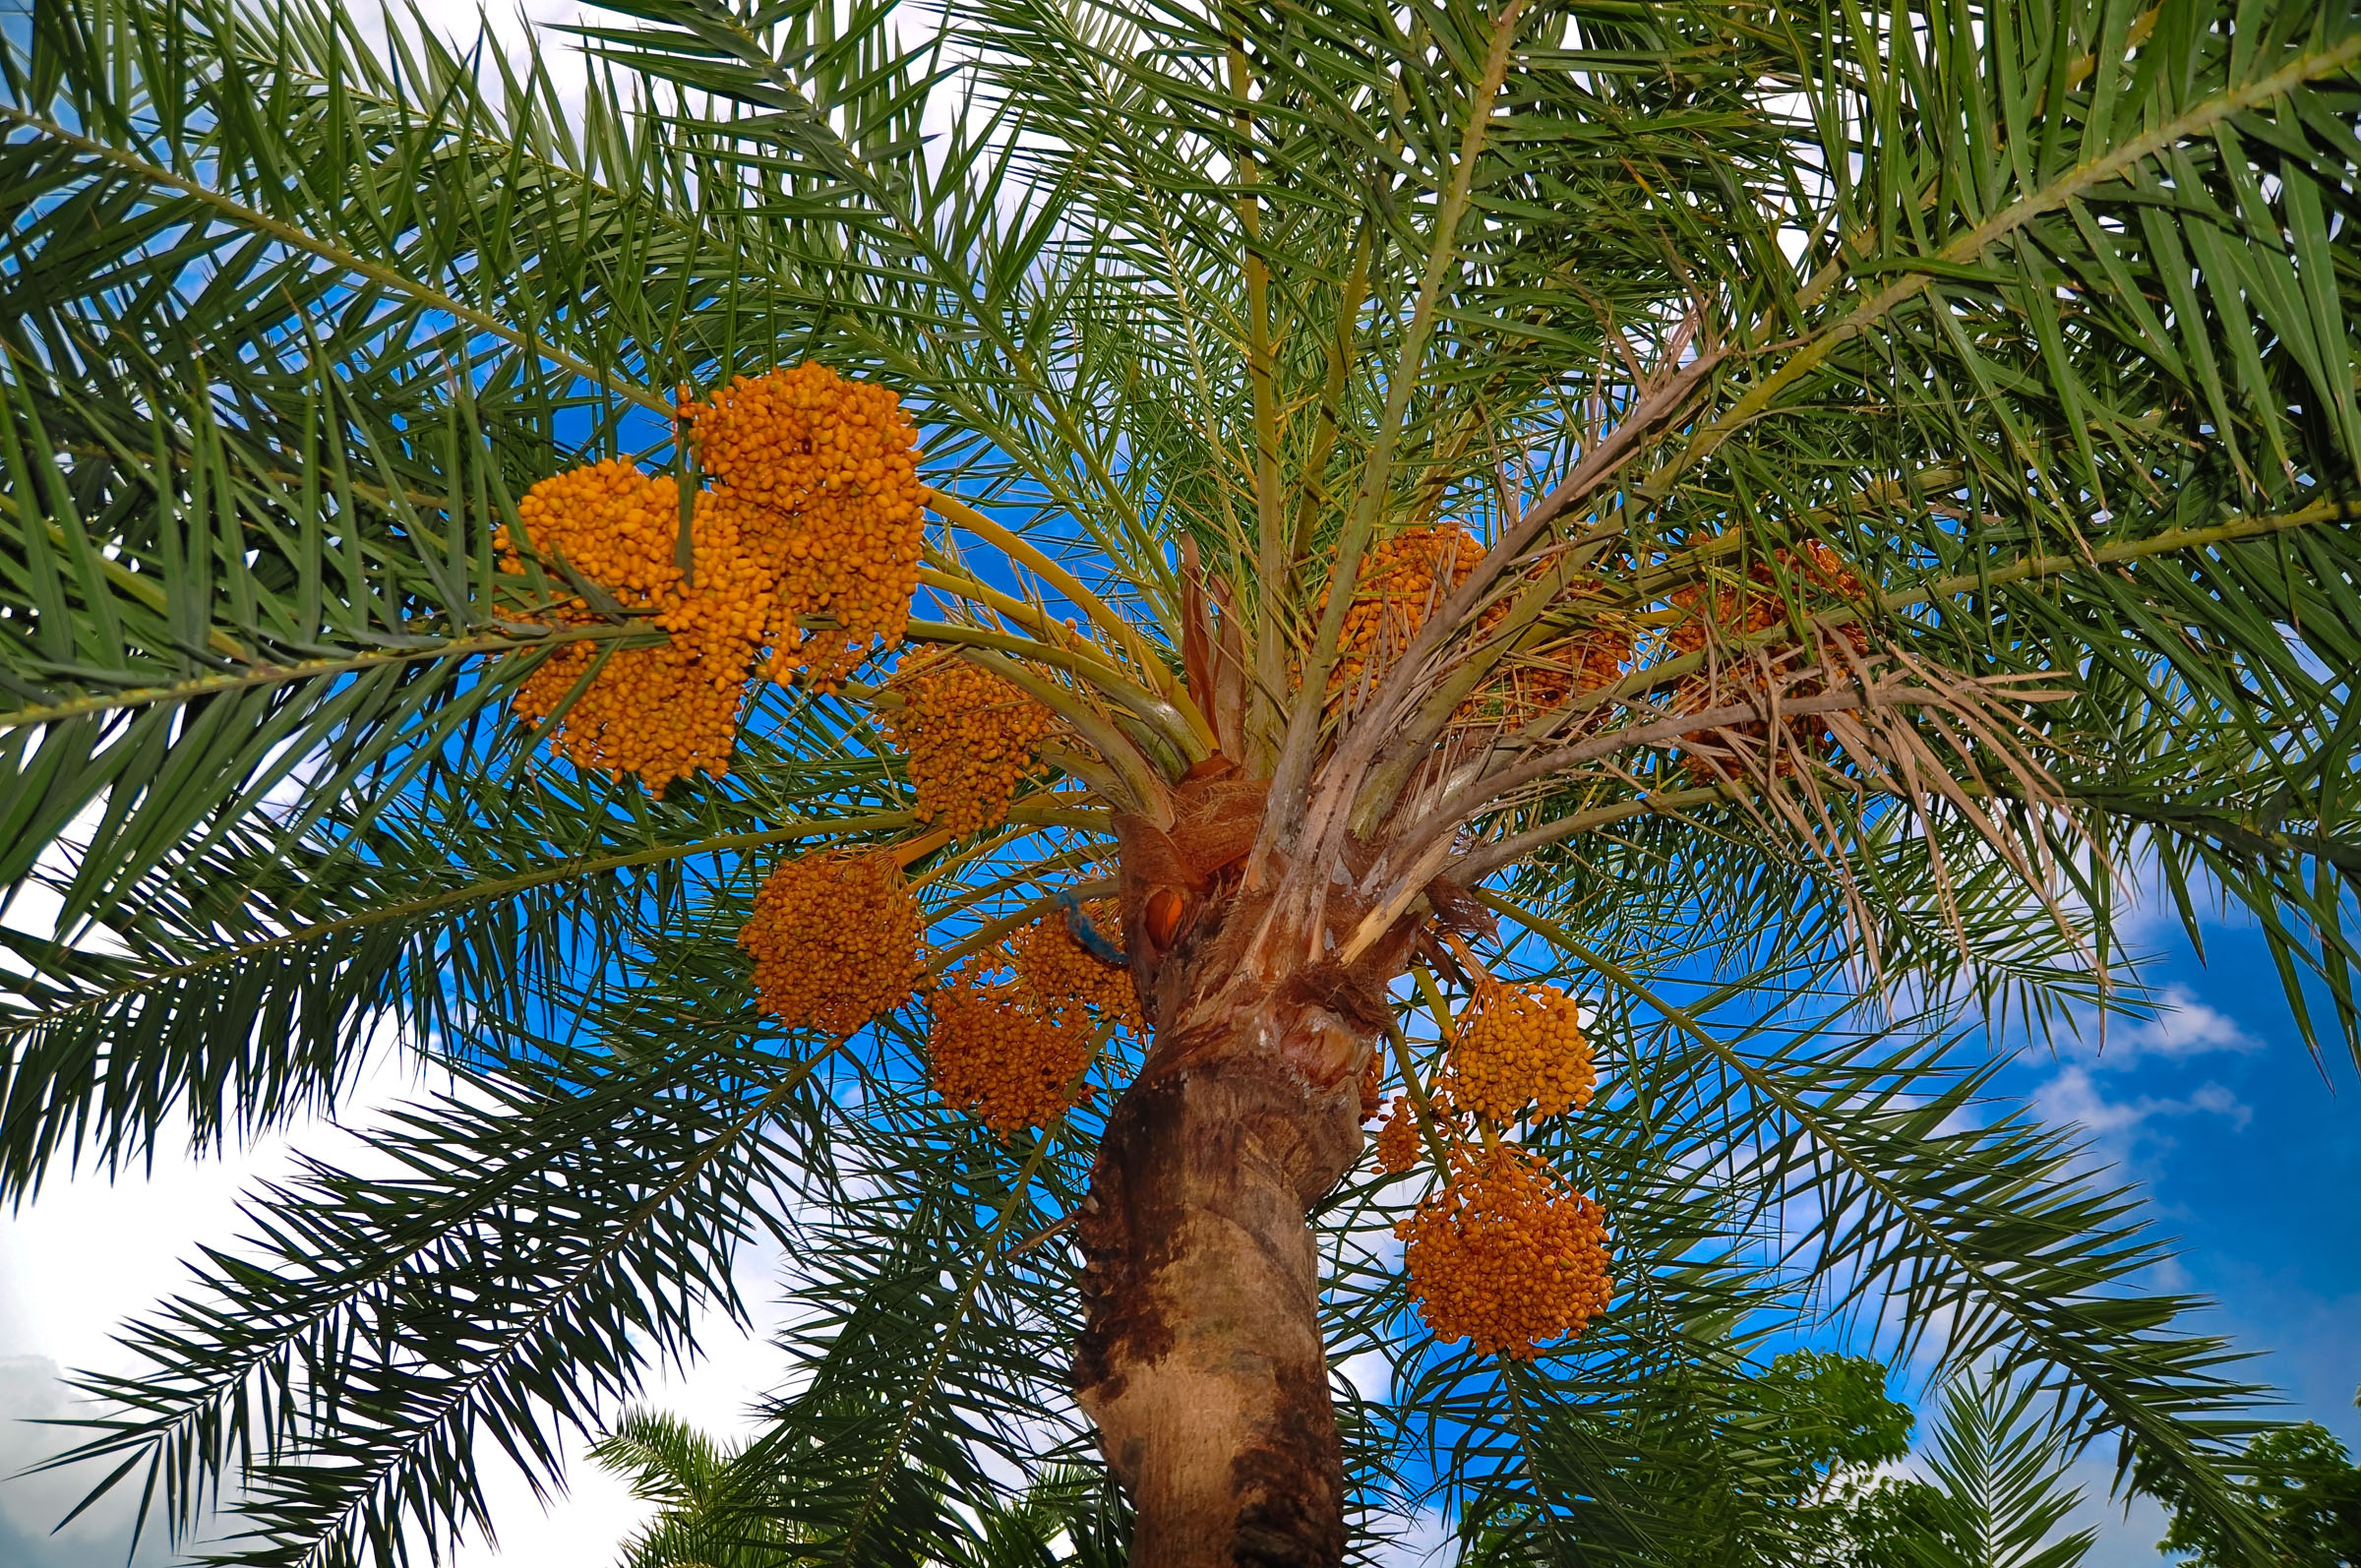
left=881, top=653, right=1059, bottom=835
left=1010, top=902, right=1140, bottom=1031
left=1318, top=525, right=1488, bottom=705
left=680, top=363, right=925, bottom=690
left=1314, top=526, right=1631, bottom=727
left=1398, top=1143, right=1612, bottom=1359
left=1447, top=982, right=1595, bottom=1124
left=739, top=849, right=926, bottom=1034
left=928, top=961, right=1099, bottom=1137
left=499, top=460, right=779, bottom=791
left=1474, top=575, right=1633, bottom=729
left=1667, top=540, right=1868, bottom=656
left=1373, top=1096, right=1423, bottom=1176
left=1666, top=542, right=1871, bottom=780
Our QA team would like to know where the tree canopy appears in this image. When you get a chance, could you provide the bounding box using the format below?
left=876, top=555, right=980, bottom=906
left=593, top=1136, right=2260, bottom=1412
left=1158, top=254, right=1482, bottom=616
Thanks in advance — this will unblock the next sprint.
left=2, top=0, right=2357, bottom=1562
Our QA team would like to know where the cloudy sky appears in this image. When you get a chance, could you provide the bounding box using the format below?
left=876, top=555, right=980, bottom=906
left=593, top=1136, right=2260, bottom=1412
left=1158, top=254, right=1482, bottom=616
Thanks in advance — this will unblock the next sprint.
left=3, top=4, right=2357, bottom=1564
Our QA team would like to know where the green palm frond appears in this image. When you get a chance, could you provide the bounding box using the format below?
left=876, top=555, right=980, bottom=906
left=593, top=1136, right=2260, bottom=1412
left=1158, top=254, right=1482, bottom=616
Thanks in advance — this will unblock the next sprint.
left=1910, top=1370, right=2103, bottom=1568
left=5, top=0, right=2357, bottom=1562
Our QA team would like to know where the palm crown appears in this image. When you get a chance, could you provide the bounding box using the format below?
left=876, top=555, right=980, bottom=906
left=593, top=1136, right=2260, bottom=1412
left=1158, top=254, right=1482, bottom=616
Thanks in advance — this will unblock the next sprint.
left=2, top=0, right=2357, bottom=1562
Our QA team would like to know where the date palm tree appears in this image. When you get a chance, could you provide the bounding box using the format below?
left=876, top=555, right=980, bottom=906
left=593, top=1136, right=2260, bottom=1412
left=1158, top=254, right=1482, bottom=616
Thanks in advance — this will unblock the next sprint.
left=3, top=0, right=2357, bottom=1562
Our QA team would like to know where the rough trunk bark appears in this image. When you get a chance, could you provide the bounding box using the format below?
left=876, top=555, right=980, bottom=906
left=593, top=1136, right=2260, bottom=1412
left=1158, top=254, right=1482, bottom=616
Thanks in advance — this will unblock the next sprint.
left=1073, top=784, right=1407, bottom=1566
left=1072, top=994, right=1363, bottom=1564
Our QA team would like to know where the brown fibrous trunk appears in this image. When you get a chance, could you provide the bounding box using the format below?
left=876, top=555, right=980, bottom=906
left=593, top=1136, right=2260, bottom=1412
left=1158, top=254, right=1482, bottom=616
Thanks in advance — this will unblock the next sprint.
left=1072, top=782, right=1410, bottom=1567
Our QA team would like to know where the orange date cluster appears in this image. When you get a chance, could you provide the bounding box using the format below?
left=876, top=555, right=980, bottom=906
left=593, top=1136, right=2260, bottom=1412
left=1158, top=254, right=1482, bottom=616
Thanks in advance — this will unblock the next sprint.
left=926, top=960, right=1100, bottom=1137
left=1373, top=1095, right=1424, bottom=1176
left=1447, top=981, right=1596, bottom=1124
left=682, top=362, right=926, bottom=690
left=1322, top=525, right=1488, bottom=706
left=499, top=460, right=781, bottom=791
left=500, top=365, right=928, bottom=791
left=1398, top=1143, right=1613, bottom=1359
left=1666, top=540, right=1872, bottom=779
left=881, top=653, right=1060, bottom=836
left=1318, top=525, right=1630, bottom=728
left=1010, top=902, right=1140, bottom=1032
left=739, top=848, right=928, bottom=1036
left=1667, top=540, right=1869, bottom=658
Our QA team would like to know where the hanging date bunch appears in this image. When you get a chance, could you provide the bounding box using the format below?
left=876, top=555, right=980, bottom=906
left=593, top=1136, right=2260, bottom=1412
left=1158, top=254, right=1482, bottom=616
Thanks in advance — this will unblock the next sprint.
left=881, top=652, right=1061, bottom=836
left=681, top=362, right=926, bottom=690
left=1666, top=540, right=1872, bottom=779
left=497, top=460, right=779, bottom=791
left=499, top=363, right=927, bottom=787
left=739, top=848, right=928, bottom=1035
left=1445, top=980, right=1596, bottom=1124
left=1397, top=1142, right=1612, bottom=1359
left=927, top=959, right=1101, bottom=1137
left=1381, top=956, right=1614, bottom=1356
left=1317, top=524, right=1632, bottom=728
left=1372, top=1094, right=1425, bottom=1176
left=1010, top=900, right=1140, bottom=1032
left=1321, top=525, right=1487, bottom=706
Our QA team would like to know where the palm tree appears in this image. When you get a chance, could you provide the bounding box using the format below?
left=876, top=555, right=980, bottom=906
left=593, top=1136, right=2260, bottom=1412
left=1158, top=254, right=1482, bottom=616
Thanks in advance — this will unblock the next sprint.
left=591, top=1411, right=1113, bottom=1567
left=3, top=0, right=2356, bottom=1562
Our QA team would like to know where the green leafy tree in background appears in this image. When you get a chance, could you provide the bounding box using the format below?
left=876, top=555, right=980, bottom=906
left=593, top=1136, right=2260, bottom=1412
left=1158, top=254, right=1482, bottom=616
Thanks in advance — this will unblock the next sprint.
left=2148, top=1393, right=2361, bottom=1567
left=3, top=0, right=2359, bottom=1562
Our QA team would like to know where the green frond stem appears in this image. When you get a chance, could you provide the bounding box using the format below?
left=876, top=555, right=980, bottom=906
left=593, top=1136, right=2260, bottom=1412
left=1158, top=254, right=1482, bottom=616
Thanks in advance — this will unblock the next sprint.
left=903, top=824, right=1035, bottom=894
left=924, top=488, right=1201, bottom=730
left=1004, top=805, right=1113, bottom=833
left=1258, top=0, right=1535, bottom=868
left=1618, top=28, right=2361, bottom=526
left=1037, top=741, right=1123, bottom=805
left=1227, top=38, right=1284, bottom=681
left=958, top=648, right=1175, bottom=815
left=917, top=846, right=1111, bottom=939
left=901, top=617, right=1199, bottom=758
left=925, top=875, right=1120, bottom=976
left=1279, top=219, right=1373, bottom=592
left=0, top=622, right=662, bottom=732
left=911, top=564, right=1145, bottom=689
left=0, top=103, right=675, bottom=423
left=838, top=1020, right=1114, bottom=1558
left=1384, top=1015, right=1455, bottom=1178
left=888, top=828, right=958, bottom=871
left=0, top=497, right=249, bottom=662
left=1465, top=885, right=2269, bottom=1551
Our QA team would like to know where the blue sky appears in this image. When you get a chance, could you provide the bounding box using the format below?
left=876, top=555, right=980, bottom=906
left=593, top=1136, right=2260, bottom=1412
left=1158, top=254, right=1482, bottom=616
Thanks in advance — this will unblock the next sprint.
left=1984, top=890, right=2361, bottom=1563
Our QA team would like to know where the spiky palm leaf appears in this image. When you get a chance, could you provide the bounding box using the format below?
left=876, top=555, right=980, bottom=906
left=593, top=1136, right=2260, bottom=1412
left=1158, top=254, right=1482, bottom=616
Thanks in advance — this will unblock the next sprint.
left=3, top=0, right=2355, bottom=1561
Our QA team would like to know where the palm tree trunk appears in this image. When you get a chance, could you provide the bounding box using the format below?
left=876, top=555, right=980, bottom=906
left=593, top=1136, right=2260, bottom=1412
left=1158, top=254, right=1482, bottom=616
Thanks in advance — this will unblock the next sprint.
left=1072, top=1018, right=1362, bottom=1564
left=1074, top=801, right=1402, bottom=1565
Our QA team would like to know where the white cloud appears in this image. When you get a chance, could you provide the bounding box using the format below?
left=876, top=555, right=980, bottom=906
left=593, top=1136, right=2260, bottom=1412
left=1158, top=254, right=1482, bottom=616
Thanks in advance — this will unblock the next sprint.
left=2035, top=1064, right=2253, bottom=1152
left=2066, top=985, right=2262, bottom=1071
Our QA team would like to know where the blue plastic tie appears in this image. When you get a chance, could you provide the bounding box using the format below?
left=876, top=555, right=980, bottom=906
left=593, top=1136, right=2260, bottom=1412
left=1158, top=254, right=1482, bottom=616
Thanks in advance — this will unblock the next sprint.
left=1056, top=886, right=1128, bottom=965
